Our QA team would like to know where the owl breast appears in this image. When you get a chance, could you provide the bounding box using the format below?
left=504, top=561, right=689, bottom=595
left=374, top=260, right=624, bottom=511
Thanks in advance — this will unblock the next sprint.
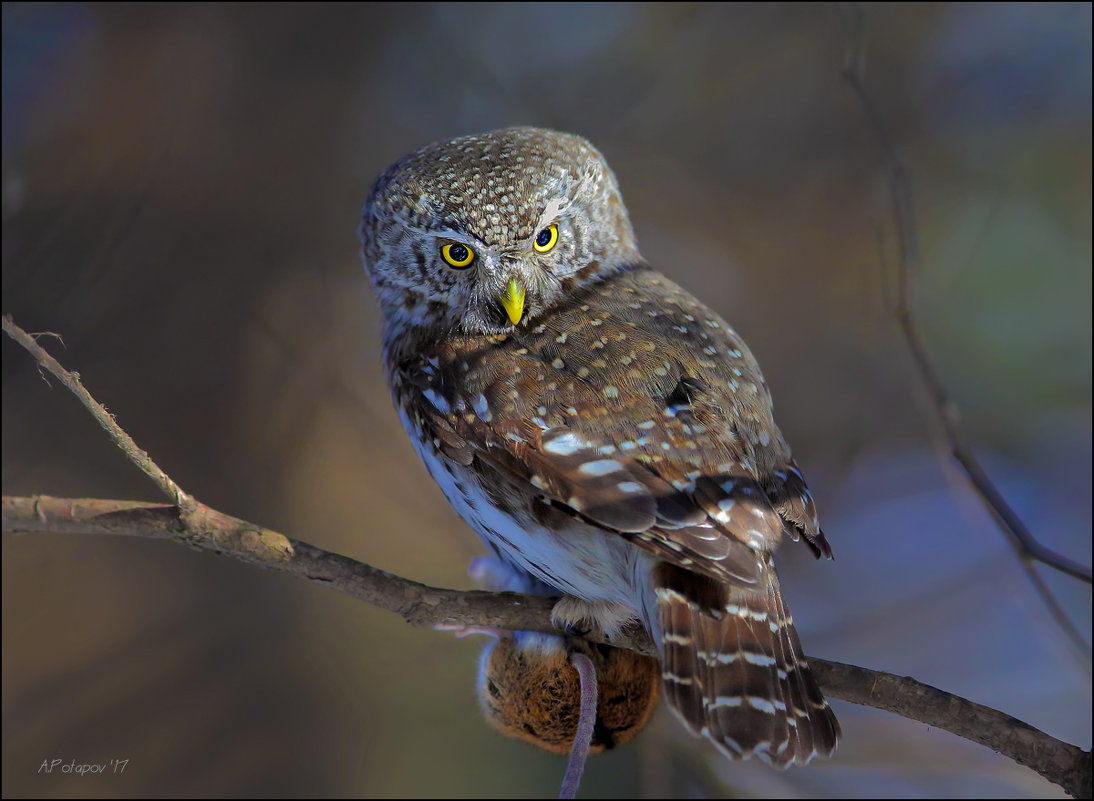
left=392, top=400, right=656, bottom=620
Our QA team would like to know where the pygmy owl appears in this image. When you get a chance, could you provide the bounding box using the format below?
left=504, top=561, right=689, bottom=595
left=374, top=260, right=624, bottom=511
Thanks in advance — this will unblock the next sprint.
left=360, top=127, right=839, bottom=767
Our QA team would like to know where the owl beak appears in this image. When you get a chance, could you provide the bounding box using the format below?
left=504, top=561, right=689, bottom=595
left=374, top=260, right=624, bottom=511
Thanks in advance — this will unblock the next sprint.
left=499, top=278, right=526, bottom=325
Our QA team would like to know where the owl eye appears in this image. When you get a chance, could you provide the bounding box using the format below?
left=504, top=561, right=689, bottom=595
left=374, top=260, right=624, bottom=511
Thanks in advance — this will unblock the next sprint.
left=533, top=224, right=559, bottom=254
left=441, top=242, right=475, bottom=269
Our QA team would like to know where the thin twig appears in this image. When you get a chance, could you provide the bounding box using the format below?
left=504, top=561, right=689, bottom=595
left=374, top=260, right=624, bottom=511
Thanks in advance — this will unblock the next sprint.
left=838, top=9, right=1091, bottom=666
left=2, top=315, right=193, bottom=513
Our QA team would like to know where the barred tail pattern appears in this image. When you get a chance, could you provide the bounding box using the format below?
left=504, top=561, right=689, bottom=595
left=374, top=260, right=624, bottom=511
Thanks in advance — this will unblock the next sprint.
left=655, top=562, right=839, bottom=768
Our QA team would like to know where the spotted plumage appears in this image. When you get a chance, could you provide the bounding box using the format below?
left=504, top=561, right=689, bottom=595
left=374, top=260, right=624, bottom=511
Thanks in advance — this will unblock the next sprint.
left=361, top=127, right=839, bottom=767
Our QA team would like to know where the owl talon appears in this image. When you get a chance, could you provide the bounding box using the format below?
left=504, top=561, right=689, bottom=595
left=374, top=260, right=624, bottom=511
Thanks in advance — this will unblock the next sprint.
left=550, top=597, right=636, bottom=641
left=561, top=620, right=592, bottom=637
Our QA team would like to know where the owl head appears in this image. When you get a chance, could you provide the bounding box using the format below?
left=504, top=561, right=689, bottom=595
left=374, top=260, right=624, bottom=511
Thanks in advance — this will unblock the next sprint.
left=360, top=127, right=641, bottom=345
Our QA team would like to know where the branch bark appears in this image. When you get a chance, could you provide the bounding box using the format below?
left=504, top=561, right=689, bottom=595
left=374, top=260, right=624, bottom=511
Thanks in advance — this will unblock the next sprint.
left=1, top=495, right=564, bottom=640
left=3, top=493, right=1090, bottom=798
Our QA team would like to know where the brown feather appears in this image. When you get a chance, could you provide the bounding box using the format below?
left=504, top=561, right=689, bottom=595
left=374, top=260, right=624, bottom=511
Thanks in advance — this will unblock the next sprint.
left=655, top=562, right=839, bottom=766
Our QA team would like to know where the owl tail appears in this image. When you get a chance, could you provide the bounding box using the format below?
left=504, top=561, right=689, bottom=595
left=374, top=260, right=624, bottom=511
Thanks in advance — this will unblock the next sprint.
left=654, top=562, right=840, bottom=768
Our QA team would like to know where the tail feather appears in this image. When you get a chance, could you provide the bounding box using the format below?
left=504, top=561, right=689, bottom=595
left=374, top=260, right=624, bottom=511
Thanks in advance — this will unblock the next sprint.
left=700, top=592, right=780, bottom=761
left=769, top=566, right=840, bottom=760
left=658, top=579, right=707, bottom=732
left=768, top=570, right=814, bottom=764
left=654, top=561, right=839, bottom=767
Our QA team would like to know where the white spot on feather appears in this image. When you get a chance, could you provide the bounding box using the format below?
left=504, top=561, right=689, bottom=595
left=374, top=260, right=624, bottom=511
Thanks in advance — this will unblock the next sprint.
left=707, top=696, right=743, bottom=708
left=472, top=394, right=492, bottom=422
left=543, top=432, right=584, bottom=455
left=423, top=389, right=449, bottom=414
left=579, top=459, right=624, bottom=477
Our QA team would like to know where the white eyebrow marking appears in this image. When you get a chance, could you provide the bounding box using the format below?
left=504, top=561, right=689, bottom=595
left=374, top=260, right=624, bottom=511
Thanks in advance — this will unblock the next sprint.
left=534, top=197, right=568, bottom=232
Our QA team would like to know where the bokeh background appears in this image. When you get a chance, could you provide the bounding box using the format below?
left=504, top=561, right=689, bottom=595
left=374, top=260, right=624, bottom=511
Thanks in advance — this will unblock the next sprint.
left=2, top=3, right=1090, bottom=798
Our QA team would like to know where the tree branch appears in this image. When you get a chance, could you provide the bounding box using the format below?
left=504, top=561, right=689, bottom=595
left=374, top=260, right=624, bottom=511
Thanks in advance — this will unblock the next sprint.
left=1, top=494, right=567, bottom=642
left=2, top=315, right=193, bottom=513
left=1, top=493, right=1090, bottom=797
left=839, top=6, right=1092, bottom=592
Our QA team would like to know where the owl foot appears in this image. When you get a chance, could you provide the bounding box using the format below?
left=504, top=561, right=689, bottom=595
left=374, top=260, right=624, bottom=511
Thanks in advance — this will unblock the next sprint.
left=550, top=597, right=637, bottom=641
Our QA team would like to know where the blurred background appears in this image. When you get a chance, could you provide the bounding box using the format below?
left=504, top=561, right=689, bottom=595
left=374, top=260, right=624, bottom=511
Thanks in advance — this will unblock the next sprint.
left=2, top=3, right=1090, bottom=797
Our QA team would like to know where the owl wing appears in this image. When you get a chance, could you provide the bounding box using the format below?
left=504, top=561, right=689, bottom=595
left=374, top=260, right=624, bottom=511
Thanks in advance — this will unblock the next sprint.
left=399, top=269, right=829, bottom=585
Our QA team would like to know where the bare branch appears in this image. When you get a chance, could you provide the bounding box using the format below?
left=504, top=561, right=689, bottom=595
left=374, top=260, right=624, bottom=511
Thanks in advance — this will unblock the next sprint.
left=0, top=495, right=565, bottom=643
left=3, top=493, right=1090, bottom=797
left=2, top=314, right=193, bottom=513
left=812, top=660, right=1090, bottom=800
left=838, top=10, right=1091, bottom=666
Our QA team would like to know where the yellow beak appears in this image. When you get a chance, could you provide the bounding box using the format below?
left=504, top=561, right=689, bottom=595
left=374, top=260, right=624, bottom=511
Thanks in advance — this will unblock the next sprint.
left=500, top=278, right=525, bottom=325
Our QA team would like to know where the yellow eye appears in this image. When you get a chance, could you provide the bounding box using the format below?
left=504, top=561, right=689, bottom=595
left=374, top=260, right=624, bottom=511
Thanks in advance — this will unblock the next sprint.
left=441, top=242, right=475, bottom=268
left=533, top=224, right=558, bottom=253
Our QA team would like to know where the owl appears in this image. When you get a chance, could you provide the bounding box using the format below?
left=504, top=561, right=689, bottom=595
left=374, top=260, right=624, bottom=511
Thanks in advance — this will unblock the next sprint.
left=360, top=126, right=839, bottom=767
